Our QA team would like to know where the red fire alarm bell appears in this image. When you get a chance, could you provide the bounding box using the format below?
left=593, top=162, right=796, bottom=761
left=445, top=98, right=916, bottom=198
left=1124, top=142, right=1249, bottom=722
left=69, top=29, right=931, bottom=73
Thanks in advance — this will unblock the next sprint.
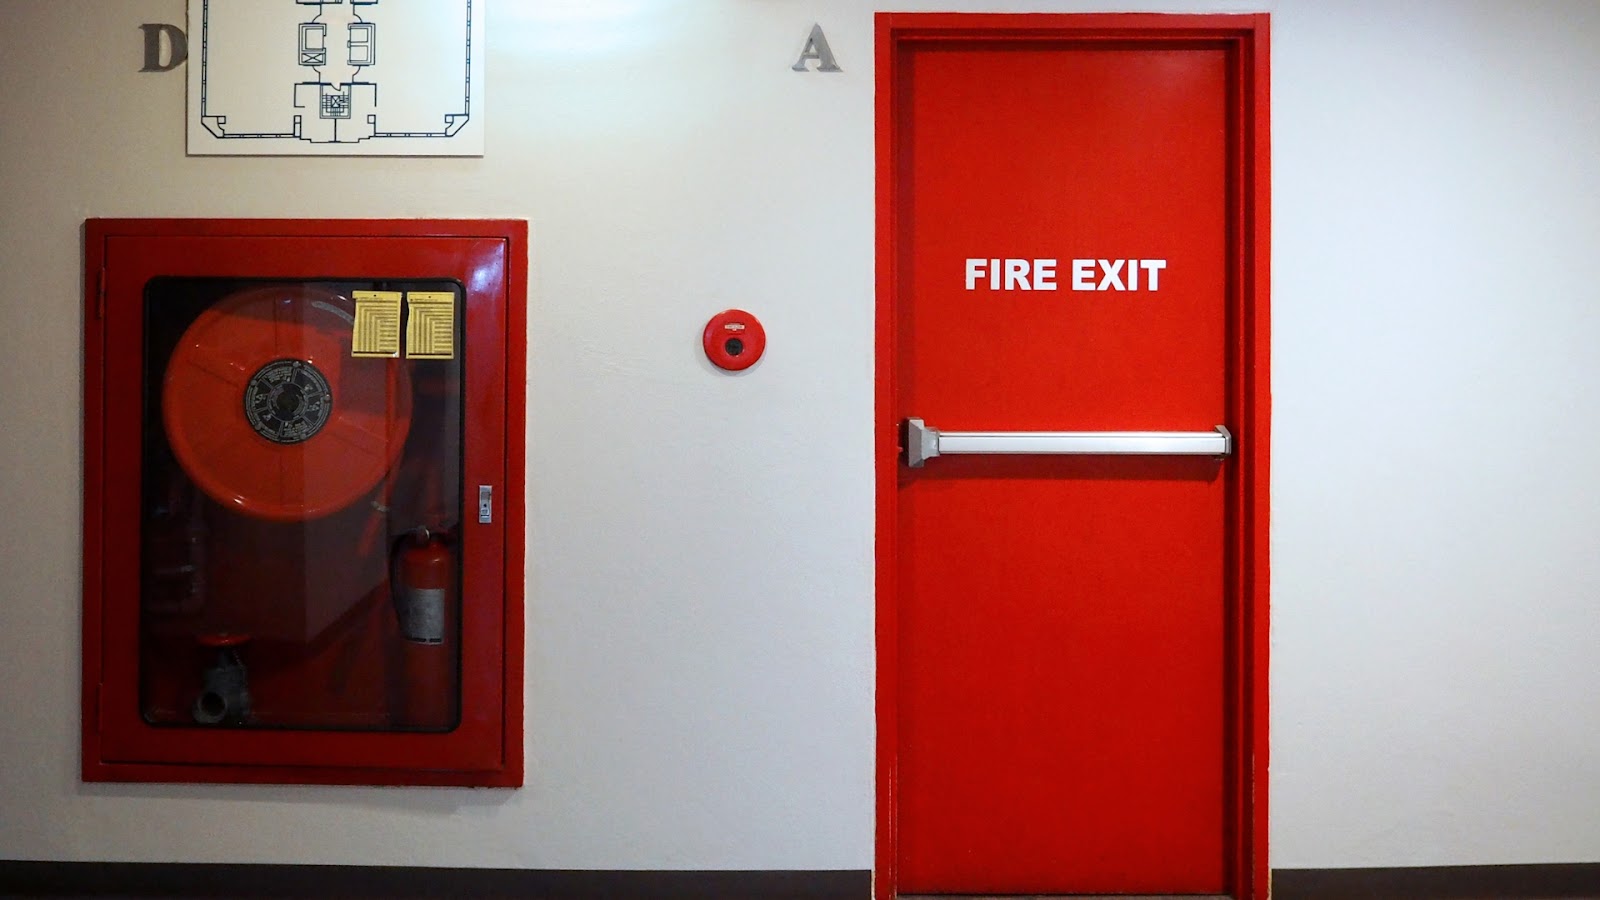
left=703, top=309, right=766, bottom=371
left=82, top=219, right=527, bottom=787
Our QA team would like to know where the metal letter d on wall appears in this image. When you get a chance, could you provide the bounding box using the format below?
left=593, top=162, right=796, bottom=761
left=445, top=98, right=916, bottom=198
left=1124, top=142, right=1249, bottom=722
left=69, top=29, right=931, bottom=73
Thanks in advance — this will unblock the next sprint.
left=140, top=24, right=188, bottom=72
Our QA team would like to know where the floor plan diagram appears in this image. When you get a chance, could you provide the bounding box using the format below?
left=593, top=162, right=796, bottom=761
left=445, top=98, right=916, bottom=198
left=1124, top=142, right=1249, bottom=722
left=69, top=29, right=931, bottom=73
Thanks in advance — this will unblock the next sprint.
left=188, top=0, right=483, bottom=156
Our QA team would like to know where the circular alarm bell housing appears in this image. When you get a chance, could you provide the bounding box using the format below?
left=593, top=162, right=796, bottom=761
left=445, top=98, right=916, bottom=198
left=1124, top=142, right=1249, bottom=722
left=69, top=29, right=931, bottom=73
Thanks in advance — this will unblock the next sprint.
left=703, top=309, right=766, bottom=371
left=162, top=285, right=413, bottom=521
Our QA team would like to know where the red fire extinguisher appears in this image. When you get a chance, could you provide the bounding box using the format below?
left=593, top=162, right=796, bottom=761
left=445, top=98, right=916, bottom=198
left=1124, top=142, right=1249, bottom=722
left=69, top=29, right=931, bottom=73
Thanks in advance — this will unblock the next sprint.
left=392, top=528, right=457, bottom=730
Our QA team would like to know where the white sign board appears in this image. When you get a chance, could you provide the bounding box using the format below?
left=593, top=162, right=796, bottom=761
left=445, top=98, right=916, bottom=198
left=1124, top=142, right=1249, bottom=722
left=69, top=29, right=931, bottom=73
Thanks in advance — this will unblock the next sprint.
left=187, top=0, right=484, bottom=156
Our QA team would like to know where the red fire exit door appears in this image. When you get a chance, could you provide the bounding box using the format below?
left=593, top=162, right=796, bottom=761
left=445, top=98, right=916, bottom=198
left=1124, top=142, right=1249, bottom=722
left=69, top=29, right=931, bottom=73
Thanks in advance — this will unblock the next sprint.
left=875, top=14, right=1270, bottom=899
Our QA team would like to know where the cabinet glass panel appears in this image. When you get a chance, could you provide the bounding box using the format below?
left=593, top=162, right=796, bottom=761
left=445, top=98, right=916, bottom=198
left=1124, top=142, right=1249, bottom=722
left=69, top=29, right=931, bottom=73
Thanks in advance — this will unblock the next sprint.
left=138, top=278, right=463, bottom=732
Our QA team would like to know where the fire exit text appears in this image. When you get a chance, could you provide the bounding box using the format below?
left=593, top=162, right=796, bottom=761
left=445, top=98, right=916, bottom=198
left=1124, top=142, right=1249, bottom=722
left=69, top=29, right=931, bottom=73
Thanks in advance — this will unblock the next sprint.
left=964, top=258, right=1167, bottom=292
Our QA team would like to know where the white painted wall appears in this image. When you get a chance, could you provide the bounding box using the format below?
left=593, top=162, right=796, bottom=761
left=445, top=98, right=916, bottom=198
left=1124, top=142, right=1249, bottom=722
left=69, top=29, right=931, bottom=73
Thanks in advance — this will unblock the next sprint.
left=0, top=0, right=1596, bottom=875
left=1272, top=0, right=1600, bottom=868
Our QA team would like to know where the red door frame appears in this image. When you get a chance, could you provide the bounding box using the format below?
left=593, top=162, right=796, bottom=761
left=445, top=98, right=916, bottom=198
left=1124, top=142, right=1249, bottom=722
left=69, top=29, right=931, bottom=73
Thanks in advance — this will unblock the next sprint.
left=874, top=13, right=1270, bottom=899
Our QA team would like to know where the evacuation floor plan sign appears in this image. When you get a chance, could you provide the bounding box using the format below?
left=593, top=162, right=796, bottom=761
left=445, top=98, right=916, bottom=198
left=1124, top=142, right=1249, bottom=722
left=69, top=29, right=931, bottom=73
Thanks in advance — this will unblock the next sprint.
left=188, top=0, right=484, bottom=156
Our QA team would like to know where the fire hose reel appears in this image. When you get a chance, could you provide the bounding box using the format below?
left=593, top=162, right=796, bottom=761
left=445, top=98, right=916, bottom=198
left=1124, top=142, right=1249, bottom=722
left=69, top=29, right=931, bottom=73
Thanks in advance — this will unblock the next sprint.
left=162, top=285, right=413, bottom=521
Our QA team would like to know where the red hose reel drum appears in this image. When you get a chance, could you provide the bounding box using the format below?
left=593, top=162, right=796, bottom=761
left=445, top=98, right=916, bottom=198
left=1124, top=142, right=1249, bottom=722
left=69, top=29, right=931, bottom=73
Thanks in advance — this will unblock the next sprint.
left=163, top=285, right=413, bottom=521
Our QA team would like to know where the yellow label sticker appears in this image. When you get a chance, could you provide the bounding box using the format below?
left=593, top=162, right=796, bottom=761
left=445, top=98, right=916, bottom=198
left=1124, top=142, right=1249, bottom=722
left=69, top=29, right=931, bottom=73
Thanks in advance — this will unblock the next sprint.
left=405, top=291, right=457, bottom=360
left=351, top=290, right=403, bottom=357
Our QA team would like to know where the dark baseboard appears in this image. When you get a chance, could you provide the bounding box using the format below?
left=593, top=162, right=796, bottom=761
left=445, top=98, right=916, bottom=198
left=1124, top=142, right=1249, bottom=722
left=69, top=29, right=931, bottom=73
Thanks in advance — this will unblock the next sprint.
left=6, top=861, right=1600, bottom=899
left=1274, top=863, right=1600, bottom=899
left=0, top=863, right=869, bottom=900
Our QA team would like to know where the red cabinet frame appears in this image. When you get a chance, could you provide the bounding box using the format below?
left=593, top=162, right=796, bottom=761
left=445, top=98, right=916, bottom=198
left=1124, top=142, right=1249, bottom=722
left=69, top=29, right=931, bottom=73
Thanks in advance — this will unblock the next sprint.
left=82, top=219, right=526, bottom=786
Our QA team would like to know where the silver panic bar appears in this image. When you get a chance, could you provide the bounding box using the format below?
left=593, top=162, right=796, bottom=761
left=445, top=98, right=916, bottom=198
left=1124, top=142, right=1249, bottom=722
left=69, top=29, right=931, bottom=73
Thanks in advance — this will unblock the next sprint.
left=905, top=418, right=1232, bottom=467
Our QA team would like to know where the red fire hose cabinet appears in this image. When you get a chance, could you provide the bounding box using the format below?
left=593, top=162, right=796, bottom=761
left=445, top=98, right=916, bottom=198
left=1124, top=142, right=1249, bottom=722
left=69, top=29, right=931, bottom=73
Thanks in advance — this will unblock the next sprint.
left=82, top=219, right=527, bottom=786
